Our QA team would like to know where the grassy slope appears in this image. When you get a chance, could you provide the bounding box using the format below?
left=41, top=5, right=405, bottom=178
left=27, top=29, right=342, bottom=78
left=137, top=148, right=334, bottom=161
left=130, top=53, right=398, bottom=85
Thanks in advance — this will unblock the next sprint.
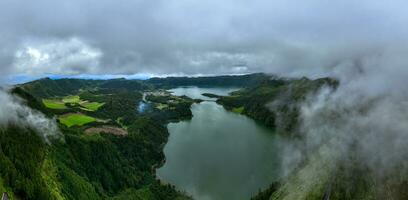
left=80, top=102, right=105, bottom=111
left=62, top=95, right=80, bottom=103
left=43, top=99, right=67, bottom=109
left=59, top=114, right=96, bottom=127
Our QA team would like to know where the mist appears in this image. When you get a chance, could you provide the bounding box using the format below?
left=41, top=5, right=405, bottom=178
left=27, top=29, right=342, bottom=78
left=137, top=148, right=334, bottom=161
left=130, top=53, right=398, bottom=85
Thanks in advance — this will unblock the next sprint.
left=0, top=88, right=61, bottom=143
left=273, top=60, right=408, bottom=198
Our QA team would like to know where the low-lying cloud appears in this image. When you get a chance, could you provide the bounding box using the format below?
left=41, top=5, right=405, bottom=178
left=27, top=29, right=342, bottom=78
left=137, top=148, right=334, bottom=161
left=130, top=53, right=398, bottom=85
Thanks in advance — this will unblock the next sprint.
left=274, top=63, right=408, bottom=197
left=0, top=89, right=61, bottom=143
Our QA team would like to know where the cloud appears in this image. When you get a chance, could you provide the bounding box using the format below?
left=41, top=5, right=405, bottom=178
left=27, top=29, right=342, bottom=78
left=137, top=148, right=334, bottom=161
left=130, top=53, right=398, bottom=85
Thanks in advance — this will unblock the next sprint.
left=13, top=38, right=102, bottom=75
left=0, top=0, right=407, bottom=77
left=274, top=63, right=408, bottom=197
left=0, top=88, right=62, bottom=143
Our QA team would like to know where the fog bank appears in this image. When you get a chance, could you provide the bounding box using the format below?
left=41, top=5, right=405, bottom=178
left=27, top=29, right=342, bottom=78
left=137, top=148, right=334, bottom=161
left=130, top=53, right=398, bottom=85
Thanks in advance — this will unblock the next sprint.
left=0, top=89, right=61, bottom=143
left=275, top=62, right=408, bottom=197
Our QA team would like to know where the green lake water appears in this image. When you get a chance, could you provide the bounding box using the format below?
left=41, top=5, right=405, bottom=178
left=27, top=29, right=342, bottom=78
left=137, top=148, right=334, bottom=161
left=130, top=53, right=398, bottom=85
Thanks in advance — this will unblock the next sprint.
left=157, top=87, right=283, bottom=200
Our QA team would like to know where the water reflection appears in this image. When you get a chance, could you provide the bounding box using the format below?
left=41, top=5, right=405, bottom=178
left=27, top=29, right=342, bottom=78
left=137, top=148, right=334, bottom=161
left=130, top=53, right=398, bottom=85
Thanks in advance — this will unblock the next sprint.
left=168, top=86, right=240, bottom=101
left=157, top=88, right=284, bottom=200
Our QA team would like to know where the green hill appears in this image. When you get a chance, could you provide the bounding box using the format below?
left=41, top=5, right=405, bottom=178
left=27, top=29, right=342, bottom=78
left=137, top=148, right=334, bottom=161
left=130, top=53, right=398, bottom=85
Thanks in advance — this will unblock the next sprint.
left=1, top=77, right=194, bottom=199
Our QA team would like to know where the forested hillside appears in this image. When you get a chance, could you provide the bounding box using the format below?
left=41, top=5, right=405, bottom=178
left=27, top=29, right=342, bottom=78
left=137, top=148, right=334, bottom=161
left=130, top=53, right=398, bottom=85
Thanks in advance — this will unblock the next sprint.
left=217, top=77, right=338, bottom=136
left=1, top=77, right=194, bottom=200
left=146, top=73, right=271, bottom=88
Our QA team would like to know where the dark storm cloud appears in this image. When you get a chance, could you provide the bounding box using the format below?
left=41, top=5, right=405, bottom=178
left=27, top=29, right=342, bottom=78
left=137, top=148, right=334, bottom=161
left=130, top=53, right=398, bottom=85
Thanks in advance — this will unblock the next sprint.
left=0, top=0, right=408, bottom=77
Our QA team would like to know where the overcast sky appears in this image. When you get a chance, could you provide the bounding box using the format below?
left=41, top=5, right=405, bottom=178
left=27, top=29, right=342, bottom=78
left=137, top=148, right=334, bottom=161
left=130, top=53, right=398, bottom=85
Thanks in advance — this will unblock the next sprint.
left=1, top=0, right=408, bottom=81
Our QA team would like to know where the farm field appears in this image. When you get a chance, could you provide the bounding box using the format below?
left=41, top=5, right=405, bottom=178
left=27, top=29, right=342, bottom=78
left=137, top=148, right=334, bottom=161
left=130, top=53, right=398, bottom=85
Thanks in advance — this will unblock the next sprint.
left=62, top=95, right=80, bottom=103
left=43, top=95, right=104, bottom=111
left=80, top=102, right=105, bottom=111
left=42, top=99, right=67, bottom=109
left=58, top=113, right=96, bottom=127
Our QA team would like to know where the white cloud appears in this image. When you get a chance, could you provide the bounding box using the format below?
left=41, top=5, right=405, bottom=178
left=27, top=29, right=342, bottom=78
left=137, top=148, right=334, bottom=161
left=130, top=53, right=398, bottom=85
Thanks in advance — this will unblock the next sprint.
left=0, top=89, right=62, bottom=143
left=13, top=38, right=102, bottom=75
left=0, top=0, right=407, bottom=77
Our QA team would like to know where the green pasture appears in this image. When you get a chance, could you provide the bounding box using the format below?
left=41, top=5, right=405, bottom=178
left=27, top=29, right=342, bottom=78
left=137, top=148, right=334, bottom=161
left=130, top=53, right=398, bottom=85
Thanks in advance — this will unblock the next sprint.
left=62, top=95, right=80, bottom=103
left=42, top=99, right=67, bottom=109
left=43, top=95, right=104, bottom=112
left=59, top=113, right=96, bottom=127
left=80, top=102, right=105, bottom=111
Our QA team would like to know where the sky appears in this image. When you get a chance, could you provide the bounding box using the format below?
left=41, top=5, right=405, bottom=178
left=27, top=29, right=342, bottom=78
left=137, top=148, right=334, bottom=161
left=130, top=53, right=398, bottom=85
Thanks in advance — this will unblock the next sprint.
left=1, top=0, right=408, bottom=82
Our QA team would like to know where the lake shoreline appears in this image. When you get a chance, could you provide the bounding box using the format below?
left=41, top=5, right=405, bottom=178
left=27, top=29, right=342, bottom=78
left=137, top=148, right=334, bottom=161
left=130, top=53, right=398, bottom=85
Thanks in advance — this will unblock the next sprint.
left=156, top=87, right=282, bottom=200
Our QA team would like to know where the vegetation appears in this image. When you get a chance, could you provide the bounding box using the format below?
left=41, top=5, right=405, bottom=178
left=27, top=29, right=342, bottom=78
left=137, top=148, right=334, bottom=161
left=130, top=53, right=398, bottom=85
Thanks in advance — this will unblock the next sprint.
left=0, top=126, right=50, bottom=199
left=201, top=93, right=220, bottom=98
left=232, top=106, right=244, bottom=114
left=43, top=94, right=105, bottom=113
left=0, top=77, right=196, bottom=199
left=0, top=177, right=13, bottom=199
left=80, top=102, right=105, bottom=111
left=147, top=73, right=271, bottom=88
left=145, top=94, right=195, bottom=123
left=217, top=77, right=338, bottom=135
left=58, top=113, right=97, bottom=127
left=43, top=99, right=67, bottom=109
left=251, top=182, right=280, bottom=200
left=20, top=78, right=149, bottom=99
left=62, top=95, right=80, bottom=103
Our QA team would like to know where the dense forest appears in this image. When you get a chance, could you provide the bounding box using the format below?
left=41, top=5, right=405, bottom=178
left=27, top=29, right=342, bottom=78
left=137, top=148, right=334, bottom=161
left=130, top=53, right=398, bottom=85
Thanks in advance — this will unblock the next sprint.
left=216, top=77, right=338, bottom=136
left=146, top=73, right=271, bottom=88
